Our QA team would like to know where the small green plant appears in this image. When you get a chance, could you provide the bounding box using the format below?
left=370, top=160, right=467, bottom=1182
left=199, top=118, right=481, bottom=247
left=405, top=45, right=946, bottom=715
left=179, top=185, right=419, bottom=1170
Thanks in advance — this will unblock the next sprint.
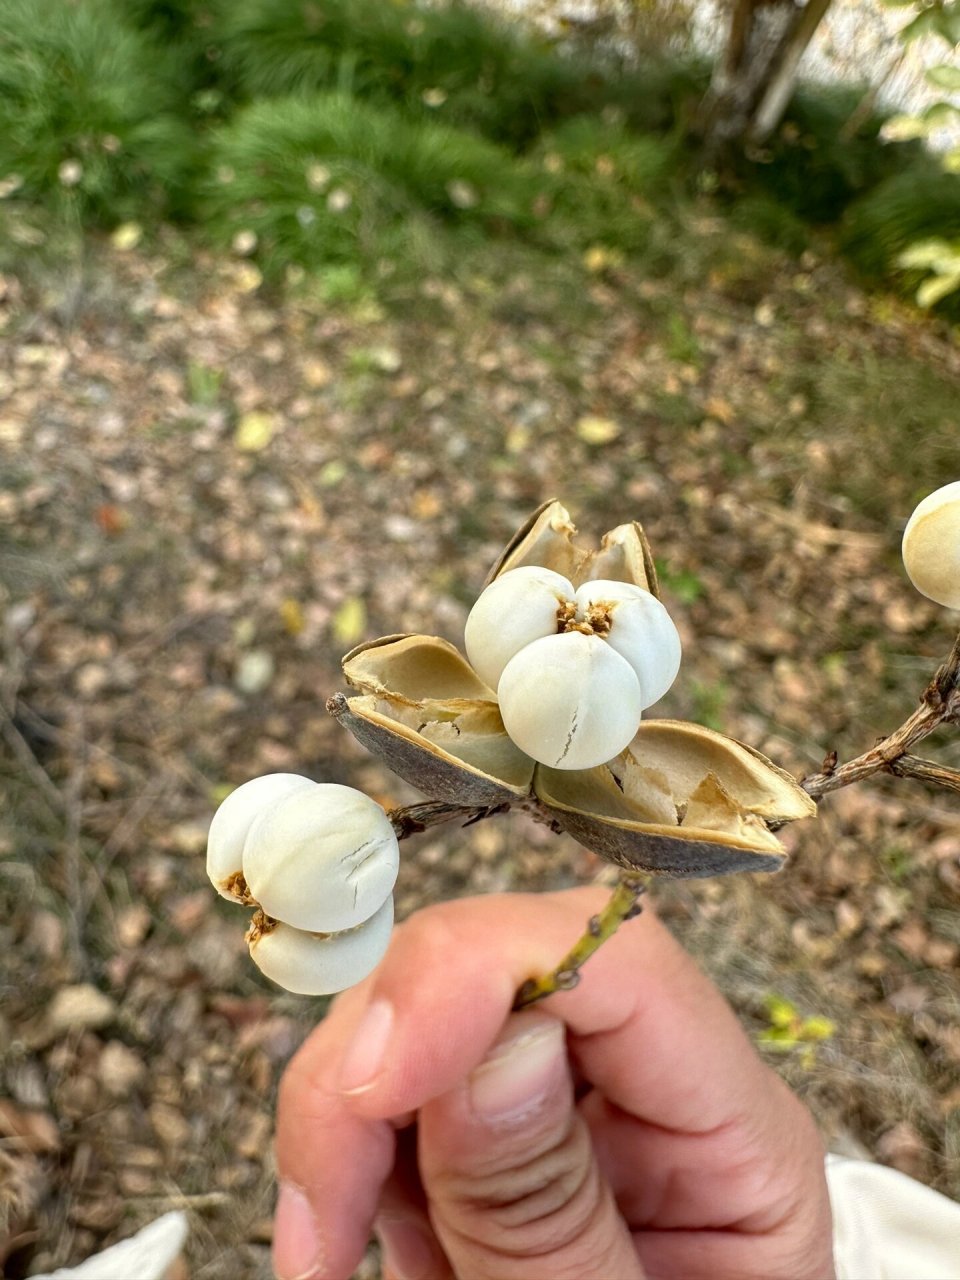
left=186, top=361, right=223, bottom=407
left=759, top=994, right=836, bottom=1068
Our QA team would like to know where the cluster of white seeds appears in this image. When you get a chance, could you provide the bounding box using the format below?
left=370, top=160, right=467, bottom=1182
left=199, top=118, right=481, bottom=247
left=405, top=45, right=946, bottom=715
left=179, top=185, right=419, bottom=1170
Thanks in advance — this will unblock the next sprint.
left=206, top=774, right=398, bottom=994
left=465, top=566, right=682, bottom=770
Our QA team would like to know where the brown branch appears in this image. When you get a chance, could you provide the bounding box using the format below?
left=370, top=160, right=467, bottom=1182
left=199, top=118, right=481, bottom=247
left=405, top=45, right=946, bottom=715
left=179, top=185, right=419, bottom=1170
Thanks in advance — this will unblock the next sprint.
left=802, top=627, right=960, bottom=801
left=886, top=754, right=960, bottom=796
left=388, top=800, right=511, bottom=840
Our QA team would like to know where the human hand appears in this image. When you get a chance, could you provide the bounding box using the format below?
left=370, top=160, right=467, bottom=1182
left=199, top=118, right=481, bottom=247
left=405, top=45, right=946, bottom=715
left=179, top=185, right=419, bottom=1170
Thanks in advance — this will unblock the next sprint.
left=273, top=888, right=835, bottom=1280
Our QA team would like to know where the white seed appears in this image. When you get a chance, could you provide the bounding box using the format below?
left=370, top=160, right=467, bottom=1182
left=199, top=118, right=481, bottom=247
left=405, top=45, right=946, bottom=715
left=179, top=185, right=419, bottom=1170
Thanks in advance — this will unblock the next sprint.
left=206, top=773, right=315, bottom=901
left=249, top=897, right=394, bottom=995
left=902, top=481, right=960, bottom=609
left=242, top=783, right=399, bottom=933
left=574, top=579, right=682, bottom=708
left=497, top=631, right=643, bottom=770
left=464, top=565, right=574, bottom=689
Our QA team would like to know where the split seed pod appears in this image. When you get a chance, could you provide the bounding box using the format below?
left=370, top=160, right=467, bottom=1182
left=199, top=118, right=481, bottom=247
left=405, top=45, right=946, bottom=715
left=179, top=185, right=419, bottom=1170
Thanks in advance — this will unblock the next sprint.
left=242, top=783, right=399, bottom=933
left=902, top=481, right=960, bottom=609
left=498, top=631, right=644, bottom=770
left=247, top=897, right=395, bottom=996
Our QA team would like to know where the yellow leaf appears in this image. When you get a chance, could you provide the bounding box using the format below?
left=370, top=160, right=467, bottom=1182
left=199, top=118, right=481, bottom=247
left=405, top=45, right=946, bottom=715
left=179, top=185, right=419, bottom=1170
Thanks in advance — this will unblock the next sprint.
left=111, top=222, right=142, bottom=251
left=583, top=244, right=623, bottom=274
left=234, top=411, right=277, bottom=453
left=505, top=424, right=530, bottom=455
left=279, top=598, right=305, bottom=636
left=210, top=782, right=235, bottom=806
left=332, top=596, right=367, bottom=646
left=576, top=415, right=621, bottom=445
left=231, top=263, right=263, bottom=294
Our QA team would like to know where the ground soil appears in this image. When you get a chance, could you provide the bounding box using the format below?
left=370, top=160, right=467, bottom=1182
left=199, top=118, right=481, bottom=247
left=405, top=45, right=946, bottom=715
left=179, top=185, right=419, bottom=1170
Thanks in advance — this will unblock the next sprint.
left=1, top=222, right=959, bottom=1277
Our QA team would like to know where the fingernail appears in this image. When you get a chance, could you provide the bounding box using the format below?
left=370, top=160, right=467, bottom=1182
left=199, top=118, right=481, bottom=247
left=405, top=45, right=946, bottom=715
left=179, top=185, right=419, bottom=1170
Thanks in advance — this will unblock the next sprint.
left=273, top=1181, right=324, bottom=1280
left=469, top=1022, right=565, bottom=1123
left=338, top=998, right=394, bottom=1094
left=375, top=1215, right=436, bottom=1280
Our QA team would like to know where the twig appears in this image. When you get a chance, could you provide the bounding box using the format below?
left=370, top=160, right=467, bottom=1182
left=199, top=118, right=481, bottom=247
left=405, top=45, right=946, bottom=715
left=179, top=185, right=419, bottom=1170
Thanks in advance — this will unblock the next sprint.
left=388, top=800, right=510, bottom=839
left=885, top=754, right=960, bottom=796
left=801, top=627, right=960, bottom=801
left=513, top=876, right=647, bottom=1010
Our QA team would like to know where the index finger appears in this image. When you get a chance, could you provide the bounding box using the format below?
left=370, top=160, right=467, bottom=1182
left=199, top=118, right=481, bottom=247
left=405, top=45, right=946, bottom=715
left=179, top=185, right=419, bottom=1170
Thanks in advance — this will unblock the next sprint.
left=330, top=886, right=769, bottom=1135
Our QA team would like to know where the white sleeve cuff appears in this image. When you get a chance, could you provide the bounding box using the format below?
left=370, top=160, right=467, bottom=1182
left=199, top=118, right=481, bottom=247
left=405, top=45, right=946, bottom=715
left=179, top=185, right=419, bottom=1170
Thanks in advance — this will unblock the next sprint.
left=827, top=1153, right=960, bottom=1279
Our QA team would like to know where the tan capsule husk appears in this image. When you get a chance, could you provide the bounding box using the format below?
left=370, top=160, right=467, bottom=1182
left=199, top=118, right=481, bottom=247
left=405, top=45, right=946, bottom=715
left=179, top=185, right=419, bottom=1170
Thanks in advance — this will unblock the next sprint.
left=485, top=499, right=658, bottom=595
left=535, top=720, right=815, bottom=876
left=335, top=634, right=534, bottom=805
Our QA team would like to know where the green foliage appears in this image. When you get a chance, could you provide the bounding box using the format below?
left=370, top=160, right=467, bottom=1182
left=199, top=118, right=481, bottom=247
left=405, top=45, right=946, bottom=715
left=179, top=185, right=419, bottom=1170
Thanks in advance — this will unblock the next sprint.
left=742, top=83, right=926, bottom=224
left=759, top=994, right=835, bottom=1066
left=0, top=0, right=197, bottom=221
left=841, top=169, right=960, bottom=298
left=202, top=94, right=545, bottom=278
left=532, top=115, right=681, bottom=252
left=726, top=195, right=809, bottom=255
left=215, top=0, right=587, bottom=146
left=898, top=238, right=960, bottom=308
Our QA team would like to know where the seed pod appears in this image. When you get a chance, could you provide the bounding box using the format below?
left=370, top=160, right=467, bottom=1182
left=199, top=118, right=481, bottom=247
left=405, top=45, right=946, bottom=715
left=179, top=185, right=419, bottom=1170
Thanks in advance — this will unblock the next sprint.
left=248, top=897, right=394, bottom=995
left=242, top=783, right=399, bottom=933
left=574, top=579, right=681, bottom=708
left=901, top=480, right=960, bottom=609
left=206, top=773, right=315, bottom=902
left=497, top=631, right=643, bottom=770
left=464, top=565, right=574, bottom=689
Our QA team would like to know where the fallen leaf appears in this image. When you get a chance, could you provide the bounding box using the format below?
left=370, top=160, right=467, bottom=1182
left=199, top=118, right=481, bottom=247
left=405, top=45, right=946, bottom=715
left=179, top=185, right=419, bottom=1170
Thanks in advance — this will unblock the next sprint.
left=576, top=415, right=621, bottom=445
left=279, top=598, right=305, bottom=635
left=331, top=596, right=367, bottom=646
left=234, top=412, right=278, bottom=453
left=111, top=222, right=142, bottom=251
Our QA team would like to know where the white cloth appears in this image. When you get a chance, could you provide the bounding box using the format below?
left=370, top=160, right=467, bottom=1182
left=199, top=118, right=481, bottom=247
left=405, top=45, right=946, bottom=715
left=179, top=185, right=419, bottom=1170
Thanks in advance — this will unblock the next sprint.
left=36, top=1211, right=188, bottom=1280
left=828, top=1154, right=960, bottom=1279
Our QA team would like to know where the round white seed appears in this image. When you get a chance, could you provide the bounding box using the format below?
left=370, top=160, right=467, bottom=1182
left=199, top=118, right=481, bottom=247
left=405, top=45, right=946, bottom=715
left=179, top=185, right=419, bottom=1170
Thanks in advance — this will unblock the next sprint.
left=248, top=897, right=395, bottom=995
left=497, top=631, right=644, bottom=770
left=902, top=481, right=960, bottom=610
left=464, top=565, right=575, bottom=690
left=206, top=773, right=315, bottom=902
left=242, top=783, right=399, bottom=933
left=574, top=579, right=682, bottom=708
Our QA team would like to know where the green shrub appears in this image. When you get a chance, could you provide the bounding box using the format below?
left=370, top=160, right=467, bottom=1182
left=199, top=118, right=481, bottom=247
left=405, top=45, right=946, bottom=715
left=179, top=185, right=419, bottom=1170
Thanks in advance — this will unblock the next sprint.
left=841, top=169, right=960, bottom=316
left=726, top=194, right=809, bottom=255
left=213, top=0, right=684, bottom=148
left=119, top=0, right=226, bottom=103
left=742, top=83, right=928, bottom=223
left=0, top=0, right=197, bottom=221
left=202, top=93, right=547, bottom=277
left=532, top=116, right=681, bottom=252
left=841, top=169, right=960, bottom=276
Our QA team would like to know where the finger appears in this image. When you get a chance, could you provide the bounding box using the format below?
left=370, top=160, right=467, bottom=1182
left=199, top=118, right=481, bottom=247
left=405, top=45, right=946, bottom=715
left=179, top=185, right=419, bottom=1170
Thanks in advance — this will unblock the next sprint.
left=418, top=1008, right=645, bottom=1280
left=334, top=889, right=770, bottom=1136
left=375, top=1124, right=455, bottom=1280
left=581, top=1077, right=830, bottom=1236
left=274, top=994, right=397, bottom=1280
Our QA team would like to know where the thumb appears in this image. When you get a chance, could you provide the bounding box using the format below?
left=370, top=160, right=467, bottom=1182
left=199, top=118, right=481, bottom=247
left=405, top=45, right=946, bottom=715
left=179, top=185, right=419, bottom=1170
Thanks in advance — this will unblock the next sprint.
left=415, top=1009, right=645, bottom=1280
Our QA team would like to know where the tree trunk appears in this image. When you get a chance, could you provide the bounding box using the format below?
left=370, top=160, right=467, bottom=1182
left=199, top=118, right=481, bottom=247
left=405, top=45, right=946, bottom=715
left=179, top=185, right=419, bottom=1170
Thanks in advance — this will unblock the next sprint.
left=698, top=0, right=834, bottom=159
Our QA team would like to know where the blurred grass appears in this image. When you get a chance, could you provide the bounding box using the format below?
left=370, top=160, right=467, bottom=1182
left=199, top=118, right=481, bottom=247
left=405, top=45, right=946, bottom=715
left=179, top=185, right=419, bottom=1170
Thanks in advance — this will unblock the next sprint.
left=0, top=0, right=956, bottom=304
left=0, top=0, right=197, bottom=222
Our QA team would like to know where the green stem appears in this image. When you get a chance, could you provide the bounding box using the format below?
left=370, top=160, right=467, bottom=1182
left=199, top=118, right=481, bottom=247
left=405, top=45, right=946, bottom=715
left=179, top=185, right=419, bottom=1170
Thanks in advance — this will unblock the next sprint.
left=512, top=876, right=648, bottom=1010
